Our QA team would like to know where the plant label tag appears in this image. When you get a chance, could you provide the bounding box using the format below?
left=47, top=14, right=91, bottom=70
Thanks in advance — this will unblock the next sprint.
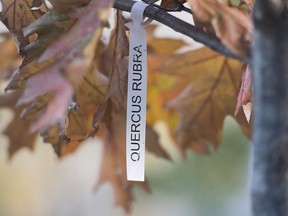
left=125, top=2, right=151, bottom=182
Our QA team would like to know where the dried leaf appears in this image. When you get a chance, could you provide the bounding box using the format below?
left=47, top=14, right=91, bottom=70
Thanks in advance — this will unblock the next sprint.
left=48, top=0, right=90, bottom=13
left=93, top=25, right=181, bottom=168
left=0, top=33, right=21, bottom=78
left=5, top=0, right=112, bottom=132
left=160, top=47, right=251, bottom=154
left=188, top=0, right=253, bottom=55
left=28, top=62, right=108, bottom=157
left=235, top=65, right=252, bottom=116
left=97, top=11, right=129, bottom=107
left=145, top=26, right=250, bottom=154
left=0, top=92, right=37, bottom=157
left=146, top=25, right=186, bottom=128
left=0, top=0, right=43, bottom=49
left=161, top=0, right=187, bottom=9
left=146, top=125, right=171, bottom=159
left=41, top=123, right=83, bottom=157
left=95, top=106, right=150, bottom=213
left=67, top=70, right=107, bottom=136
left=17, top=67, right=74, bottom=132
left=39, top=0, right=111, bottom=63
left=0, top=1, right=254, bottom=212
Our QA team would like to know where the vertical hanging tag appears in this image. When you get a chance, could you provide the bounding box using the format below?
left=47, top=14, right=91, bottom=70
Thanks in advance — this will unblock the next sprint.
left=125, top=2, right=151, bottom=182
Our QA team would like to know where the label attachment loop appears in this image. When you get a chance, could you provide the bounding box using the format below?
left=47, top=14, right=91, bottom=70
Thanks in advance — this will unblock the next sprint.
left=126, top=2, right=151, bottom=182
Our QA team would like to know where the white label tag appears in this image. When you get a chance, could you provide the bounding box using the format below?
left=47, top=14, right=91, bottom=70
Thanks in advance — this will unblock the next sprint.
left=125, top=2, right=150, bottom=182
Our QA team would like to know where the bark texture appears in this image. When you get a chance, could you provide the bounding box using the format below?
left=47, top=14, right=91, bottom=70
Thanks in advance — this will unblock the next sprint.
left=252, top=1, right=288, bottom=216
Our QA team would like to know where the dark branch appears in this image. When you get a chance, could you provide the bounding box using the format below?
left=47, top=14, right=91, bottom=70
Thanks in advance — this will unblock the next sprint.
left=113, top=0, right=249, bottom=63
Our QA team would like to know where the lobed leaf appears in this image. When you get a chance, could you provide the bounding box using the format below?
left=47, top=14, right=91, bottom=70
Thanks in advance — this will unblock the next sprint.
left=0, top=2, right=254, bottom=212
left=160, top=47, right=250, bottom=153
left=0, top=92, right=37, bottom=158
left=188, top=0, right=253, bottom=55
left=0, top=0, right=43, bottom=49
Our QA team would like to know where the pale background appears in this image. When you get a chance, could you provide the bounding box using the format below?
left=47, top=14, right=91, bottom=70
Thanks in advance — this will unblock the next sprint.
left=0, top=5, right=251, bottom=216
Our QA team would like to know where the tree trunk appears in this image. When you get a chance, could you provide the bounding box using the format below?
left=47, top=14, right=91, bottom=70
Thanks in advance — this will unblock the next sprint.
left=252, top=1, right=288, bottom=216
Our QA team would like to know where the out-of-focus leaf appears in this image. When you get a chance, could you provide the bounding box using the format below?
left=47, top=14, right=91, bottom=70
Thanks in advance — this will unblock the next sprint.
left=0, top=0, right=113, bottom=158
left=0, top=92, right=37, bottom=157
left=97, top=11, right=129, bottom=107
left=96, top=104, right=170, bottom=212
left=41, top=123, right=84, bottom=157
left=188, top=0, right=253, bottom=55
left=94, top=25, right=171, bottom=207
left=39, top=0, right=111, bottom=63
left=0, top=0, right=43, bottom=49
left=159, top=47, right=250, bottom=154
left=161, top=0, right=187, bottom=9
left=17, top=67, right=74, bottom=132
left=146, top=125, right=171, bottom=159
left=6, top=0, right=112, bottom=132
left=146, top=25, right=186, bottom=128
left=0, top=33, right=21, bottom=78
left=94, top=21, right=171, bottom=158
left=235, top=65, right=252, bottom=115
left=40, top=67, right=108, bottom=157
left=0, top=1, right=254, bottom=212
left=145, top=26, right=250, bottom=154
left=48, top=0, right=90, bottom=13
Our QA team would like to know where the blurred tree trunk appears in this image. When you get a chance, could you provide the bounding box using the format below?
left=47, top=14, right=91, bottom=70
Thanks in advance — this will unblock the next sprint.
left=252, top=1, right=288, bottom=216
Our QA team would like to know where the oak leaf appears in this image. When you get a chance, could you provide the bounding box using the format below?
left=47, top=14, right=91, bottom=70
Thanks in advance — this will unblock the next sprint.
left=235, top=65, right=252, bottom=118
left=93, top=21, right=171, bottom=151
left=4, top=0, right=112, bottom=132
left=93, top=23, right=172, bottom=209
left=188, top=0, right=253, bottom=55
left=145, top=25, right=250, bottom=154
left=96, top=12, right=129, bottom=108
left=0, top=91, right=37, bottom=157
left=95, top=101, right=169, bottom=212
left=161, top=0, right=187, bottom=9
left=42, top=67, right=108, bottom=157
left=17, top=67, right=74, bottom=132
left=0, top=33, right=21, bottom=78
left=146, top=25, right=186, bottom=128
left=158, top=47, right=251, bottom=154
left=0, top=1, right=254, bottom=212
left=48, top=0, right=90, bottom=13
left=96, top=122, right=150, bottom=212
left=0, top=0, right=43, bottom=50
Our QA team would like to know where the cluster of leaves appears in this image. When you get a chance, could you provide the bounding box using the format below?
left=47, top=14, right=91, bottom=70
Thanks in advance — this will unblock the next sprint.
left=0, top=0, right=253, bottom=211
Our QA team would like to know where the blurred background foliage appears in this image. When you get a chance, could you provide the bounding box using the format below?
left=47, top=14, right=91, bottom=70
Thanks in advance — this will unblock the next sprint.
left=0, top=14, right=250, bottom=215
left=0, top=114, right=250, bottom=216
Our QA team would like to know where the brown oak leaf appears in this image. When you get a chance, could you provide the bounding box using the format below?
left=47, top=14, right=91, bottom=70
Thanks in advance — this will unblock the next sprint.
left=146, top=25, right=186, bottom=128
left=188, top=0, right=253, bottom=55
left=159, top=47, right=251, bottom=154
left=235, top=65, right=252, bottom=119
left=0, top=91, right=37, bottom=157
left=97, top=11, right=129, bottom=107
left=0, top=33, right=21, bottom=79
left=4, top=0, right=112, bottom=132
left=0, top=0, right=43, bottom=49
left=161, top=0, right=187, bottom=9
left=48, top=0, right=90, bottom=13
left=95, top=102, right=169, bottom=212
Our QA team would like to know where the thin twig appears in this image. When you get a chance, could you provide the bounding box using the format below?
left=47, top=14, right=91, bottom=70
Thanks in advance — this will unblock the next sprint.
left=113, top=0, right=249, bottom=63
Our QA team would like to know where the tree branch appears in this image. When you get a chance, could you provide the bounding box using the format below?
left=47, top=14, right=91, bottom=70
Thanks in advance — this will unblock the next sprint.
left=113, top=0, right=249, bottom=63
